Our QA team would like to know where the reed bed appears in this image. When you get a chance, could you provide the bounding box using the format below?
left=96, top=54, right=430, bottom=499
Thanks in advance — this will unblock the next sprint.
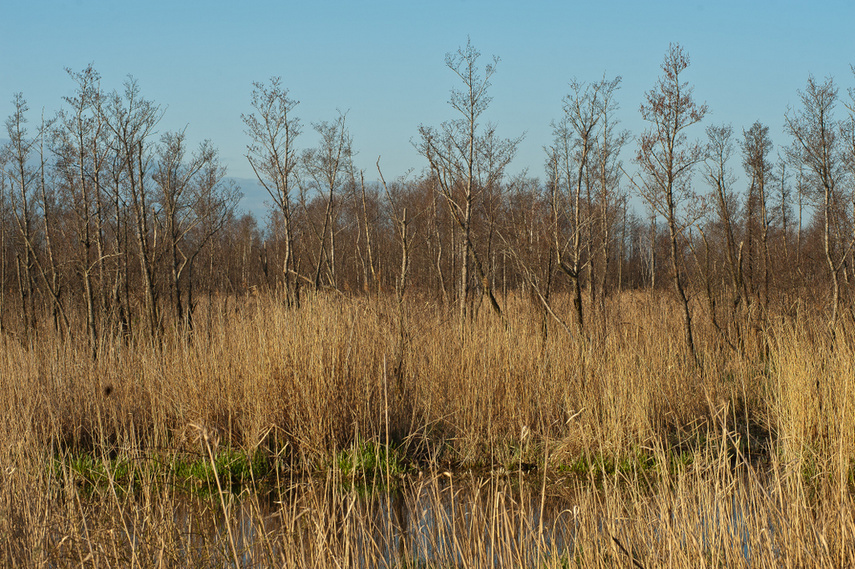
left=0, top=290, right=853, bottom=566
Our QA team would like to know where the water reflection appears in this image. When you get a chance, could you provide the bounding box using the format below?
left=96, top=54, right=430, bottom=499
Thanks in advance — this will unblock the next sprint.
left=108, top=465, right=812, bottom=568
left=64, top=464, right=855, bottom=566
left=160, top=471, right=581, bottom=567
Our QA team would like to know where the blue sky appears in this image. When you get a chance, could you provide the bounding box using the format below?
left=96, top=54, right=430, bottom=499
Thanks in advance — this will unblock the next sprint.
left=3, top=0, right=854, bottom=218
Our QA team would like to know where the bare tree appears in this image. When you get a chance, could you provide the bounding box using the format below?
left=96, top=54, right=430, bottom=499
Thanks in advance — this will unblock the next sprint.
left=742, top=121, right=774, bottom=311
left=354, top=168, right=379, bottom=294
left=104, top=78, right=163, bottom=338
left=54, top=64, right=110, bottom=356
left=182, top=154, right=241, bottom=331
left=242, top=77, right=302, bottom=306
left=417, top=39, right=520, bottom=324
left=301, top=111, right=353, bottom=291
left=4, top=93, right=38, bottom=341
left=632, top=44, right=708, bottom=360
left=35, top=111, right=64, bottom=333
left=545, top=76, right=625, bottom=337
left=547, top=81, right=598, bottom=337
left=590, top=77, right=628, bottom=312
left=152, top=131, right=226, bottom=329
left=773, top=158, right=794, bottom=293
left=703, top=125, right=745, bottom=320
left=3, top=96, right=71, bottom=341
left=0, top=153, right=9, bottom=332
left=785, top=76, right=849, bottom=330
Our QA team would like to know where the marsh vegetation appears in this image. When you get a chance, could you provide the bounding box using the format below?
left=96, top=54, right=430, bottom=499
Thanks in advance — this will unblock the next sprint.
left=1, top=293, right=855, bottom=567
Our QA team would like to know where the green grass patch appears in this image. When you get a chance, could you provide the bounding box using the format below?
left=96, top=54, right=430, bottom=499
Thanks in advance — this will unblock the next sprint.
left=52, top=446, right=273, bottom=496
left=335, top=438, right=410, bottom=479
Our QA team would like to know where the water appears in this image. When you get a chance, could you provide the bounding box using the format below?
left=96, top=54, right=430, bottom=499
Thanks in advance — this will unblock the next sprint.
left=150, top=471, right=582, bottom=567
left=99, top=467, right=802, bottom=567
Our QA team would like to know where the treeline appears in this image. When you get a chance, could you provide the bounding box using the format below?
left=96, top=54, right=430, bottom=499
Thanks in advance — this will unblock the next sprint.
left=2, top=43, right=855, bottom=358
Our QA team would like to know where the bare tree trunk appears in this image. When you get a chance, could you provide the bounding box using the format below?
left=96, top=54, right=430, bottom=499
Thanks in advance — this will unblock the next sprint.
left=760, top=183, right=770, bottom=313
left=431, top=188, right=447, bottom=305
left=313, top=196, right=332, bottom=290
left=393, top=208, right=410, bottom=390
left=618, top=198, right=626, bottom=295
left=585, top=171, right=595, bottom=313
left=746, top=172, right=756, bottom=299
left=169, top=211, right=184, bottom=325
left=37, top=122, right=63, bottom=334
left=551, top=166, right=585, bottom=338
left=283, top=205, right=298, bottom=307
left=667, top=200, right=696, bottom=358
left=94, top=148, right=108, bottom=328
left=133, top=148, right=160, bottom=338
left=111, top=173, right=130, bottom=339
left=825, top=188, right=840, bottom=330
left=460, top=192, right=471, bottom=324
left=649, top=214, right=656, bottom=290
left=797, top=175, right=804, bottom=283
left=359, top=170, right=377, bottom=294
left=329, top=201, right=337, bottom=289
left=15, top=255, right=29, bottom=343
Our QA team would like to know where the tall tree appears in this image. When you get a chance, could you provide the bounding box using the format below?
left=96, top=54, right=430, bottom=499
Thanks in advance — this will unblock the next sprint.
left=242, top=77, right=302, bottom=306
left=589, top=77, right=627, bottom=312
left=547, top=80, right=601, bottom=337
left=4, top=93, right=39, bottom=341
left=844, top=69, right=855, bottom=314
left=548, top=76, right=626, bottom=337
left=104, top=78, right=163, bottom=338
left=301, top=112, right=353, bottom=291
left=35, top=111, right=64, bottom=333
left=152, top=131, right=224, bottom=328
left=54, top=64, right=109, bottom=356
left=417, top=39, right=519, bottom=323
left=633, top=44, right=708, bottom=360
left=703, top=124, right=745, bottom=319
left=785, top=76, right=848, bottom=330
left=742, top=121, right=774, bottom=311
left=0, top=157, right=7, bottom=332
left=181, top=152, right=240, bottom=331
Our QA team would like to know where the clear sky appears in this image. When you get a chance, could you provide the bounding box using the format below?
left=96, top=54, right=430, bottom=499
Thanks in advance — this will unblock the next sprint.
left=2, top=0, right=854, bottom=218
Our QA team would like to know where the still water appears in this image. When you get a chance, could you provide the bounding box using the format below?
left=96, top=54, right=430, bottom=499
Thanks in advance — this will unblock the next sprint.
left=165, top=471, right=581, bottom=567
left=106, top=467, right=784, bottom=567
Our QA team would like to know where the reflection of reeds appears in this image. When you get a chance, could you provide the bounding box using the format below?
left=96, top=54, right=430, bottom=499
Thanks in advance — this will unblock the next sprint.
left=0, top=290, right=854, bottom=565
left=190, top=421, right=240, bottom=568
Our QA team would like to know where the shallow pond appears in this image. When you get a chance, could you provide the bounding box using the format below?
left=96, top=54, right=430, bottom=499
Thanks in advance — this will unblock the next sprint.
left=70, top=465, right=845, bottom=568
left=136, top=471, right=582, bottom=567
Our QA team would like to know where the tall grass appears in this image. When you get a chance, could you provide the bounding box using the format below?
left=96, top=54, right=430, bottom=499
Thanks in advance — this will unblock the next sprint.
left=0, top=290, right=853, bottom=566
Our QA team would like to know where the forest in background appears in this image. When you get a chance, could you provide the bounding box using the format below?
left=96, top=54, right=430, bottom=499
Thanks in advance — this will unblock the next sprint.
left=1, top=42, right=855, bottom=355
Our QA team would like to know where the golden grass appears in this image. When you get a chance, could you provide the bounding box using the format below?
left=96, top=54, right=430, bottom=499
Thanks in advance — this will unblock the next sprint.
left=0, top=290, right=853, bottom=566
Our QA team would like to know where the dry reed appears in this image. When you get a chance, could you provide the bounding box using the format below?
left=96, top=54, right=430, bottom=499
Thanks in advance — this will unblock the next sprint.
left=0, top=290, right=853, bottom=566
